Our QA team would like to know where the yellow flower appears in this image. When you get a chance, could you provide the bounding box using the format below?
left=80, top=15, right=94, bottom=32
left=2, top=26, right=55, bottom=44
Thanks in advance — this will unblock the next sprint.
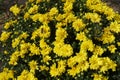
left=80, top=39, right=94, bottom=52
left=10, top=5, right=20, bottom=16
left=108, top=45, right=117, bottom=53
left=29, top=60, right=38, bottom=73
left=20, top=42, right=30, bottom=58
left=63, top=2, right=73, bottom=12
left=31, top=13, right=41, bottom=22
left=100, top=57, right=117, bottom=73
left=54, top=43, right=73, bottom=57
left=39, top=13, right=49, bottom=24
left=4, top=20, right=16, bottom=29
left=19, top=32, right=29, bottom=39
left=17, top=70, right=38, bottom=80
left=109, top=21, right=120, bottom=33
left=89, top=55, right=103, bottom=70
left=9, top=51, right=19, bottom=65
left=57, top=60, right=66, bottom=74
left=50, top=60, right=66, bottom=77
left=55, top=14, right=65, bottom=21
left=0, top=68, right=14, bottom=80
left=76, top=32, right=87, bottom=41
left=84, top=12, right=101, bottom=23
left=56, top=22, right=63, bottom=28
left=40, top=65, right=49, bottom=71
left=38, top=25, right=51, bottom=38
left=78, top=61, right=89, bottom=72
left=67, top=56, right=79, bottom=67
left=24, top=12, right=30, bottom=19
left=99, top=27, right=115, bottom=44
left=67, top=65, right=80, bottom=77
left=86, top=0, right=115, bottom=20
left=93, top=45, right=104, bottom=56
left=0, top=31, right=11, bottom=42
left=55, top=28, right=68, bottom=41
left=49, top=7, right=58, bottom=16
left=72, top=19, right=85, bottom=31
left=31, top=25, right=50, bottom=39
left=43, top=55, right=51, bottom=63
left=29, top=43, right=41, bottom=56
left=64, top=13, right=77, bottom=23
left=27, top=72, right=38, bottom=80
left=41, top=47, right=52, bottom=56
left=117, top=42, right=120, bottom=46
left=50, top=63, right=60, bottom=77
left=12, top=37, right=21, bottom=48
left=28, top=5, right=38, bottom=14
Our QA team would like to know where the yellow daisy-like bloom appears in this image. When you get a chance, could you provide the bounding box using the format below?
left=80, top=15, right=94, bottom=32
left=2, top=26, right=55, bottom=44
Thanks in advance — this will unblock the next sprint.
left=20, top=42, right=30, bottom=58
left=0, top=31, right=11, bottom=42
left=12, top=37, right=21, bottom=48
left=39, top=13, right=49, bottom=24
left=10, top=5, right=20, bottom=16
left=38, top=25, right=51, bottom=38
left=4, top=20, right=17, bottom=29
left=31, top=13, right=41, bottom=22
left=67, top=56, right=78, bottom=67
left=55, top=27, right=68, bottom=41
left=31, top=25, right=50, bottom=39
left=67, top=66, right=80, bottom=77
left=50, top=60, right=66, bottom=77
left=117, top=42, right=120, bottom=46
left=9, top=51, right=19, bottom=65
left=39, top=39, right=52, bottom=56
left=93, top=45, right=104, bottom=56
left=57, top=60, right=66, bottom=74
left=63, top=1, right=73, bottom=12
left=40, top=65, right=49, bottom=71
left=109, top=21, right=120, bottom=33
left=100, top=57, right=117, bottom=73
left=99, top=27, right=115, bottom=44
left=24, top=12, right=30, bottom=20
left=72, top=19, right=85, bottom=31
left=89, top=55, right=103, bottom=70
left=42, top=55, right=51, bottom=63
left=19, top=32, right=29, bottom=39
left=29, top=60, right=38, bottom=73
left=29, top=43, right=41, bottom=56
left=108, top=45, right=117, bottom=53
left=28, top=5, right=38, bottom=14
left=54, top=43, right=73, bottom=57
left=80, top=39, right=94, bottom=52
left=67, top=60, right=88, bottom=77
left=50, top=63, right=60, bottom=77
left=76, top=32, right=87, bottom=41
left=84, top=12, right=101, bottom=23
left=17, top=70, right=38, bottom=80
left=64, top=13, right=77, bottom=23
left=49, top=7, right=58, bottom=16
left=0, top=68, right=15, bottom=80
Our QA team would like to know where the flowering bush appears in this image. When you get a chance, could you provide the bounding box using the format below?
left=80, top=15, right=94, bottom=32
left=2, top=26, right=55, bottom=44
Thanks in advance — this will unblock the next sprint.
left=0, top=0, right=120, bottom=79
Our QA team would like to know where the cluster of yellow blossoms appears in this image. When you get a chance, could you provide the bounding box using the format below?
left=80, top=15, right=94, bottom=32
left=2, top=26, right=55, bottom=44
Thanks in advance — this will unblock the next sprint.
left=0, top=0, right=120, bottom=80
